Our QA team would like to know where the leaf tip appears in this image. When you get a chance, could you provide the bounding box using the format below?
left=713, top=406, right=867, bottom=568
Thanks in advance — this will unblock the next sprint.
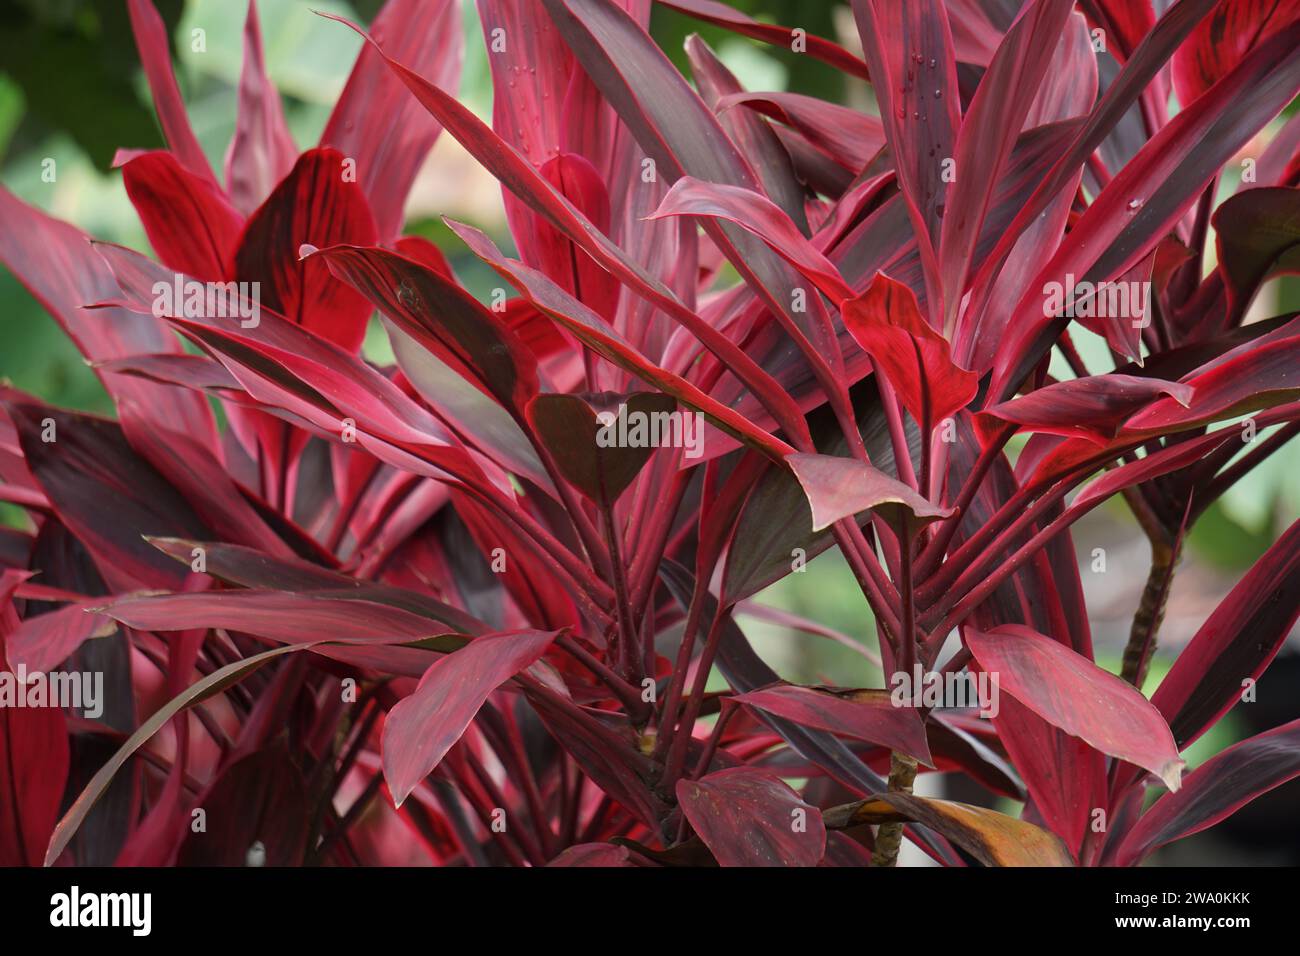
left=1159, top=759, right=1186, bottom=793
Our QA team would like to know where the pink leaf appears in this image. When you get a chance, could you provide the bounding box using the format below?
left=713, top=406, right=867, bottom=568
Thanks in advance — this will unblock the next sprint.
left=382, top=629, right=559, bottom=806
left=966, top=625, right=1184, bottom=791
left=734, top=684, right=933, bottom=765
left=225, top=0, right=297, bottom=215
left=786, top=452, right=952, bottom=534
left=320, top=0, right=462, bottom=239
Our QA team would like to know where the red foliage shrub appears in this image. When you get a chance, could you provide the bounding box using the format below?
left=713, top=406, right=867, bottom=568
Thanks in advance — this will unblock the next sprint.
left=1, top=0, right=1298, bottom=867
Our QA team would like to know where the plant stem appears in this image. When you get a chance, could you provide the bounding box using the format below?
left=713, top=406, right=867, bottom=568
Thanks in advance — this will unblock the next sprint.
left=834, top=521, right=903, bottom=644
left=690, top=702, right=738, bottom=780
left=898, top=522, right=916, bottom=679
left=557, top=633, right=647, bottom=719
left=653, top=575, right=707, bottom=763
left=662, top=607, right=727, bottom=789
left=915, top=425, right=1013, bottom=579
left=601, top=500, right=641, bottom=685
left=871, top=751, right=918, bottom=867
left=1121, top=537, right=1180, bottom=688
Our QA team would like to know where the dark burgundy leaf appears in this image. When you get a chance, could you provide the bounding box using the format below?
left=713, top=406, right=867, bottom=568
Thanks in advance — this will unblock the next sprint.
left=676, top=767, right=826, bottom=867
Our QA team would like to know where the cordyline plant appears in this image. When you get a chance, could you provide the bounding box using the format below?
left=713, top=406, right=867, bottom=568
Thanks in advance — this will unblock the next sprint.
left=0, top=0, right=1298, bottom=869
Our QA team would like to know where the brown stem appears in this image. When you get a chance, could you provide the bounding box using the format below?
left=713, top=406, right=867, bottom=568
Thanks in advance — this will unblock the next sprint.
left=1120, top=538, right=1180, bottom=689
left=871, top=751, right=918, bottom=868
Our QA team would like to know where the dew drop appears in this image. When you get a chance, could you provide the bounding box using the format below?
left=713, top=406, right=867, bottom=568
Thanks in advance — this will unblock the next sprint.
left=1127, top=198, right=1143, bottom=211
left=929, top=58, right=937, bottom=69
left=934, top=89, right=942, bottom=98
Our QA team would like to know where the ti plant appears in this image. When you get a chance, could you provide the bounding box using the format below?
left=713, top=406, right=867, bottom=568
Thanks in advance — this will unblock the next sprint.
left=1, top=0, right=1299, bottom=868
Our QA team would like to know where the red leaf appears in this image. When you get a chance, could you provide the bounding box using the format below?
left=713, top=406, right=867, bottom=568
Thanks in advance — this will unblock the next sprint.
left=0, top=676, right=69, bottom=867
left=1121, top=335, right=1300, bottom=436
left=524, top=153, right=620, bottom=321
left=676, top=767, right=826, bottom=867
left=477, top=0, right=616, bottom=266
left=502, top=298, right=569, bottom=358
left=1113, top=717, right=1300, bottom=865
left=850, top=0, right=960, bottom=310
left=308, top=243, right=539, bottom=412
left=648, top=176, right=852, bottom=302
left=385, top=320, right=552, bottom=491
left=943, top=0, right=1004, bottom=65
left=45, top=642, right=313, bottom=866
left=1023, top=12, right=1098, bottom=129
left=1083, top=0, right=1157, bottom=62
left=120, top=151, right=244, bottom=281
left=965, top=0, right=1220, bottom=357
left=542, top=0, right=841, bottom=374
left=734, top=685, right=933, bottom=765
left=143, top=537, right=485, bottom=634
left=176, top=744, right=309, bottom=866
left=233, top=147, right=378, bottom=353
left=4, top=603, right=115, bottom=678
left=1172, top=0, right=1300, bottom=107
left=842, top=274, right=978, bottom=428
left=967, top=625, right=1184, bottom=790
left=320, top=0, right=462, bottom=238
left=99, top=589, right=462, bottom=647
left=0, top=572, right=70, bottom=867
left=687, top=41, right=809, bottom=230
left=382, top=629, right=559, bottom=806
left=0, top=189, right=215, bottom=440
left=547, top=843, right=633, bottom=866
left=938, top=0, right=1077, bottom=332
left=1151, top=518, right=1300, bottom=750
left=992, top=19, right=1300, bottom=401
left=5, top=403, right=210, bottom=592
left=1213, top=186, right=1300, bottom=310
left=976, top=374, right=1194, bottom=445
left=316, top=13, right=814, bottom=448
left=1026, top=372, right=1300, bottom=493
left=658, top=0, right=870, bottom=79
left=225, top=0, right=297, bottom=215
left=716, top=92, right=884, bottom=172
left=786, top=452, right=952, bottom=534
left=446, top=220, right=796, bottom=461
left=126, top=0, right=216, bottom=185
left=987, top=691, right=1103, bottom=858
left=117, top=402, right=298, bottom=559
left=526, top=392, right=676, bottom=506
